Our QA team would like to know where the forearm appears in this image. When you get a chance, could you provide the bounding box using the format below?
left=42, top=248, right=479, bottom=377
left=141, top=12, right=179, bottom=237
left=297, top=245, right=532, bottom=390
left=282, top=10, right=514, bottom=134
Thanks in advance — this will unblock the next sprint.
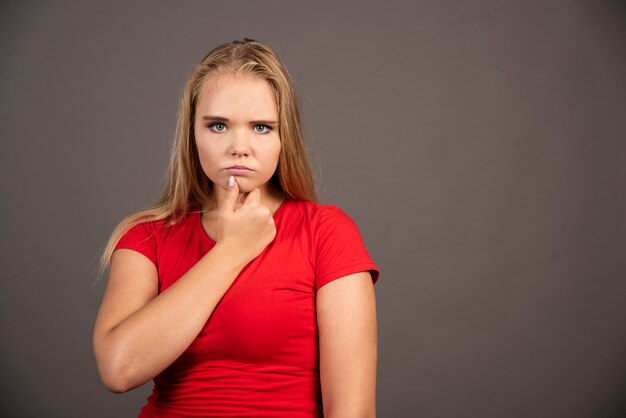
left=325, top=400, right=376, bottom=418
left=326, top=412, right=375, bottom=418
left=98, top=243, right=245, bottom=392
left=323, top=377, right=377, bottom=418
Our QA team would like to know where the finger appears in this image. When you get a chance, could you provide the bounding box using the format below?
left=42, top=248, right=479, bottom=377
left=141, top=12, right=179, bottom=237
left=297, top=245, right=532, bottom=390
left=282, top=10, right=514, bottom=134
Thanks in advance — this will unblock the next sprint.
left=222, top=175, right=239, bottom=213
left=241, top=188, right=261, bottom=206
left=235, top=192, right=247, bottom=209
left=238, top=192, right=249, bottom=205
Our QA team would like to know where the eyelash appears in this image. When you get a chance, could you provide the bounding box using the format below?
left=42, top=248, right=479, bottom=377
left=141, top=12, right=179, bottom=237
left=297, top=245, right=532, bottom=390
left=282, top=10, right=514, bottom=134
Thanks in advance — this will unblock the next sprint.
left=207, top=122, right=272, bottom=134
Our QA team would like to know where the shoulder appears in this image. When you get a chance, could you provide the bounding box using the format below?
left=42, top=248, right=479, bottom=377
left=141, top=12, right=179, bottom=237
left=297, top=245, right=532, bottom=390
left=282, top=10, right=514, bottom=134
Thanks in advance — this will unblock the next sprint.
left=292, top=201, right=364, bottom=247
left=289, top=199, right=350, bottom=222
left=116, top=206, right=200, bottom=247
left=312, top=202, right=358, bottom=230
left=284, top=200, right=359, bottom=236
left=277, top=200, right=357, bottom=240
left=308, top=201, right=380, bottom=288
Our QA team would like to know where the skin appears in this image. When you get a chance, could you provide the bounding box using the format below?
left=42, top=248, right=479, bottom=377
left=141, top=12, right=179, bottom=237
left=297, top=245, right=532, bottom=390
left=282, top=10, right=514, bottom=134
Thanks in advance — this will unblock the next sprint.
left=193, top=73, right=286, bottom=238
left=318, top=271, right=378, bottom=417
left=93, top=72, right=377, bottom=417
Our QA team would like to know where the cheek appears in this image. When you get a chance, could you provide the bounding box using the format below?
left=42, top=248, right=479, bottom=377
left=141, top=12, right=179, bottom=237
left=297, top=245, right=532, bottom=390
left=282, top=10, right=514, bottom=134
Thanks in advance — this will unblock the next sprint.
left=260, top=145, right=280, bottom=170
left=270, top=136, right=282, bottom=159
left=195, top=141, right=219, bottom=172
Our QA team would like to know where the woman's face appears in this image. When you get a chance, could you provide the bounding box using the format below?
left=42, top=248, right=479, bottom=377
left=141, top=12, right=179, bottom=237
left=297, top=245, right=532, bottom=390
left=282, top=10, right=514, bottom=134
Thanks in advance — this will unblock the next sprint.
left=193, top=73, right=281, bottom=196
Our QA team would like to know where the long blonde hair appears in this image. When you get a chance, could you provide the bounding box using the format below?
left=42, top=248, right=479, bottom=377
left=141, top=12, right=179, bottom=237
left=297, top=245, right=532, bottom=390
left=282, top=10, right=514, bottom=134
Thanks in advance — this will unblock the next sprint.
left=97, top=38, right=318, bottom=281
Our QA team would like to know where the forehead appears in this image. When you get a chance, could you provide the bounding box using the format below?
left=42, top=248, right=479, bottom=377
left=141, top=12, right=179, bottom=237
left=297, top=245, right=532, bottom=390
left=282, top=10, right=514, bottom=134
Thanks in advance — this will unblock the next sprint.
left=196, top=73, right=277, bottom=118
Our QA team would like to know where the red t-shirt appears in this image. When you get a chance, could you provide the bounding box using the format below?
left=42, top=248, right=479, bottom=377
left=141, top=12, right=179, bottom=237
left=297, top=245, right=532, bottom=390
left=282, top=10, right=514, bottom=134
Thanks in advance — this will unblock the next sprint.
left=114, top=198, right=380, bottom=417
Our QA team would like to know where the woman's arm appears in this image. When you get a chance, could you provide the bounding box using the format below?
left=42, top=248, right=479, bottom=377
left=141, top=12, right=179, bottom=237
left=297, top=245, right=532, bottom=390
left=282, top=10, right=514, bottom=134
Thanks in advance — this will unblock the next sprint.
left=92, top=242, right=246, bottom=393
left=94, top=182, right=275, bottom=393
left=317, top=271, right=378, bottom=418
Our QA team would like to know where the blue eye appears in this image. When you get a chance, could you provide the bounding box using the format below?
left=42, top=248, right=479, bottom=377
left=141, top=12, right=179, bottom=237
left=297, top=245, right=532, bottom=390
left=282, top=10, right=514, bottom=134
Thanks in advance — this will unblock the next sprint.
left=208, top=122, right=226, bottom=132
left=254, top=124, right=271, bottom=134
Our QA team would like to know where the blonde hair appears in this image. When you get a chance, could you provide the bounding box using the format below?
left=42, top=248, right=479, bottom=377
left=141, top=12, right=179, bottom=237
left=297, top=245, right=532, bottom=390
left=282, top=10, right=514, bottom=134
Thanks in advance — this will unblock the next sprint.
left=97, top=38, right=318, bottom=281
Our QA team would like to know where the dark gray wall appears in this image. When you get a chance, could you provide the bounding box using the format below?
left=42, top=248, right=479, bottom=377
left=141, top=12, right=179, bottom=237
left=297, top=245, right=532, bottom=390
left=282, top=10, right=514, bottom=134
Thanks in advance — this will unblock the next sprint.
left=1, top=1, right=624, bottom=417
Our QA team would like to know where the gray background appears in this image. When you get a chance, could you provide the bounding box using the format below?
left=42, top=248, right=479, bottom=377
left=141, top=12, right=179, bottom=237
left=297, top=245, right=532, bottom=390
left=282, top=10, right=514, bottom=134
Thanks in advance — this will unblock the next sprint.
left=1, top=1, right=625, bottom=417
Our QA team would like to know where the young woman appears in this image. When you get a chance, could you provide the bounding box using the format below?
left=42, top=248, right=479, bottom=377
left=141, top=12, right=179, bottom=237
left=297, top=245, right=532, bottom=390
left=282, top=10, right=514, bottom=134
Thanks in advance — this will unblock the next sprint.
left=93, top=38, right=380, bottom=417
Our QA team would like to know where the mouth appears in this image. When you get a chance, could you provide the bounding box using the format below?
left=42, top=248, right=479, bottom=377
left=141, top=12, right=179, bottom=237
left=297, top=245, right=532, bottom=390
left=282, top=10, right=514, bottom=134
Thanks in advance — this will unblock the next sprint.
left=225, top=166, right=253, bottom=175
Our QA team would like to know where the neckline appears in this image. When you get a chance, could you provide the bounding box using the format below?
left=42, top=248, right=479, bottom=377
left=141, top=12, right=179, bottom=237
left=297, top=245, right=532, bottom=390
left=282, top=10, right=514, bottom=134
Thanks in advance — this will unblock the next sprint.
left=196, top=198, right=291, bottom=245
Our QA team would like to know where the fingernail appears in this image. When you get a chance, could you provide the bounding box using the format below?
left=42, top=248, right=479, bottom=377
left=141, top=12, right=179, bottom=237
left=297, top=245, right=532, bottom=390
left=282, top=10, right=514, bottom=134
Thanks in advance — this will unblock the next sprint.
left=228, top=175, right=234, bottom=189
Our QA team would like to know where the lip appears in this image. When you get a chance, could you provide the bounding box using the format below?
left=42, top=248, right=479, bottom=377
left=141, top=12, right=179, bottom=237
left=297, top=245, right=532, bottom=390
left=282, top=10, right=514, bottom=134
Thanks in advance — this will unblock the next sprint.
left=225, top=167, right=253, bottom=175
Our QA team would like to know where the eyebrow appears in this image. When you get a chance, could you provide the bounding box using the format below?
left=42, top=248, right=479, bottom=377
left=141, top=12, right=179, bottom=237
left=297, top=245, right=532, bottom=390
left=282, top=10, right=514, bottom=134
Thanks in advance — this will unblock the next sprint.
left=201, top=115, right=278, bottom=125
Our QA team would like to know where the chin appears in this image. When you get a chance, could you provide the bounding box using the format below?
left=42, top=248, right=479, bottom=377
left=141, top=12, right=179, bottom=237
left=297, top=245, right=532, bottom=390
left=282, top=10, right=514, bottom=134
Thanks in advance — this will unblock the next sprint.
left=231, top=178, right=255, bottom=193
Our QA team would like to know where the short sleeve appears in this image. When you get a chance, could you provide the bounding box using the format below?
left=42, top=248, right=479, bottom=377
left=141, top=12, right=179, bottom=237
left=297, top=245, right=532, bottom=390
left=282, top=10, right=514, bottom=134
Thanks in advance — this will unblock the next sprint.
left=314, top=205, right=380, bottom=291
left=113, top=222, right=157, bottom=266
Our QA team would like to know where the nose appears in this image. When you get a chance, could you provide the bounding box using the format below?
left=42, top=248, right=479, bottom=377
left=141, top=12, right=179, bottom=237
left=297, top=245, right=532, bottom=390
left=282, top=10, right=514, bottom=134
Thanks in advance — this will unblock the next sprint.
left=227, top=128, right=251, bottom=156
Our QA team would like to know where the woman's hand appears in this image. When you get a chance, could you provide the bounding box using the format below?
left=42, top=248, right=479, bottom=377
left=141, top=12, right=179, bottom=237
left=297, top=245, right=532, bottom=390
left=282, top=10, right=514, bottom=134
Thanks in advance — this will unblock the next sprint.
left=215, top=176, right=277, bottom=263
